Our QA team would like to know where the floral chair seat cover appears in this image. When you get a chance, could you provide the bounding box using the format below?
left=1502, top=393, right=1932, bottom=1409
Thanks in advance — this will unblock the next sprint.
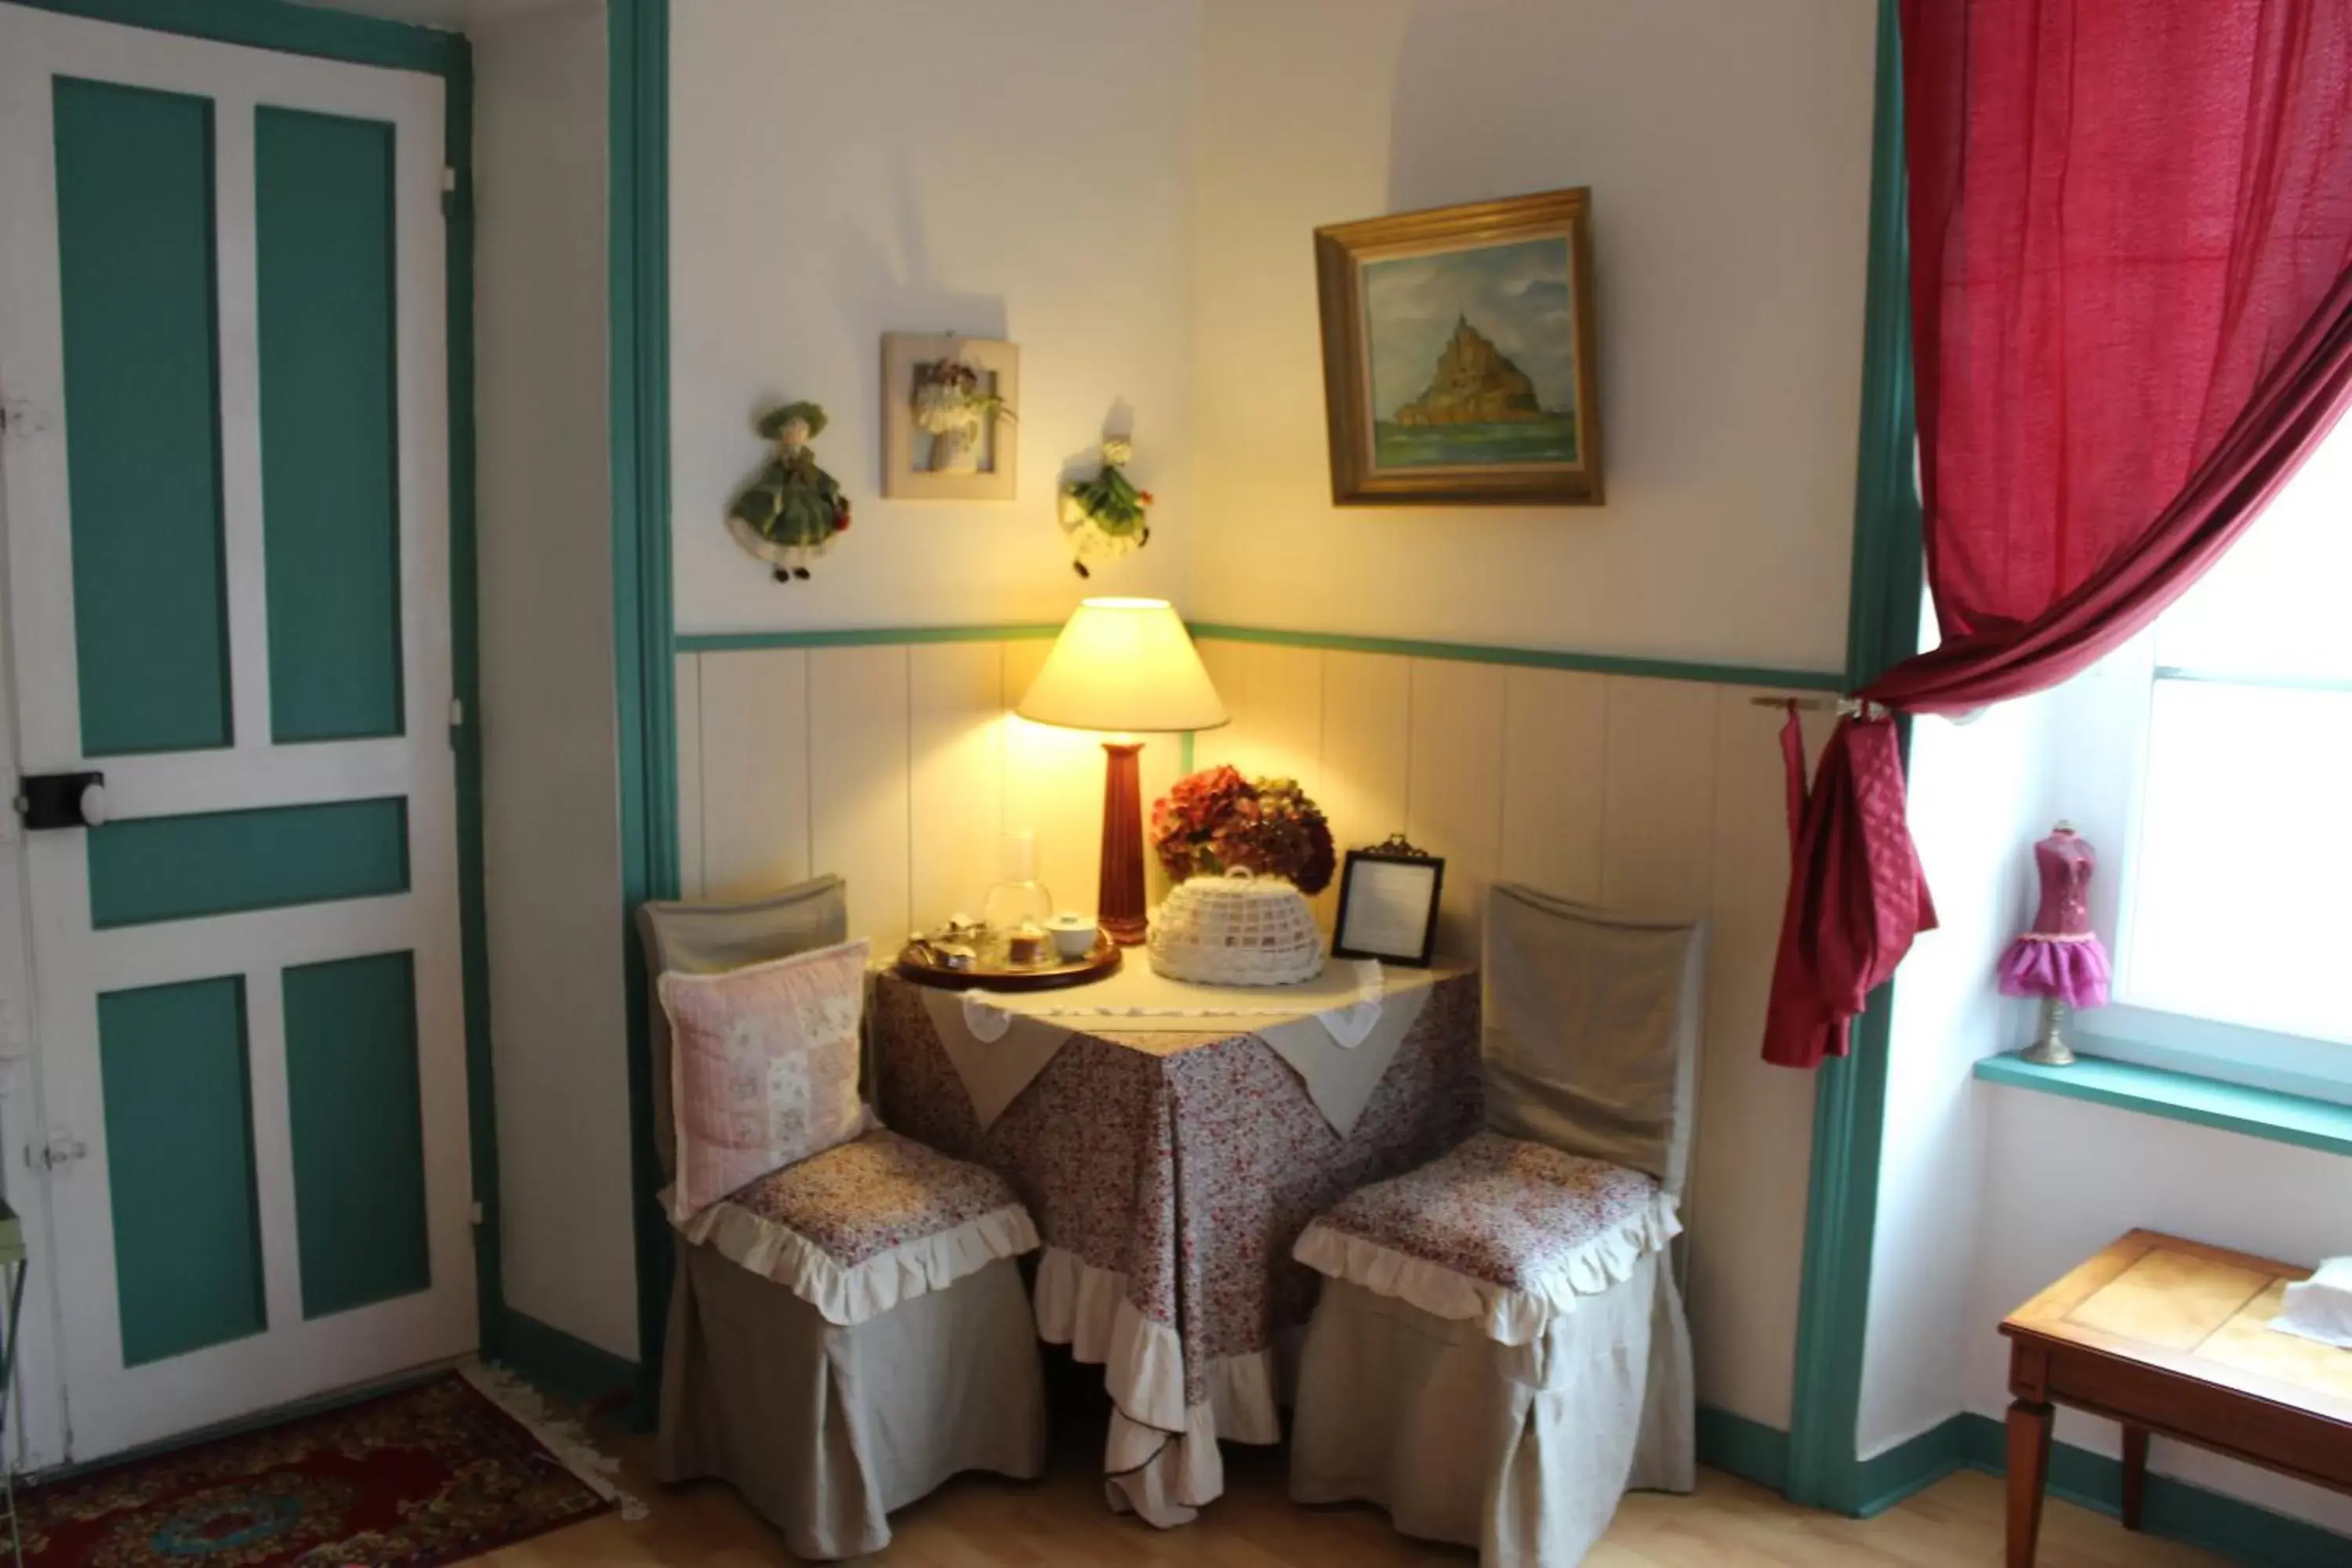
left=1294, top=1131, right=1678, bottom=1347
left=673, top=1127, right=1039, bottom=1327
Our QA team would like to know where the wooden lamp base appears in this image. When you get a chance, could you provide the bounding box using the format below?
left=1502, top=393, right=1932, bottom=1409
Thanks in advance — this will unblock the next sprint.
left=1097, top=741, right=1149, bottom=945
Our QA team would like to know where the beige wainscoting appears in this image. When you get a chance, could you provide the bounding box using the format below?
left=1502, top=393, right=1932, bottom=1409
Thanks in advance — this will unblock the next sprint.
left=674, top=633, right=1832, bottom=1432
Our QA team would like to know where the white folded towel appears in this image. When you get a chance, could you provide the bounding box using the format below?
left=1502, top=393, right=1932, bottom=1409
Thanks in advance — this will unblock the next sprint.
left=2273, top=1257, right=2352, bottom=1349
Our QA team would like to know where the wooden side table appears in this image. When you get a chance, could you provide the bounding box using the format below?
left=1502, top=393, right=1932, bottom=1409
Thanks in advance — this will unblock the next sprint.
left=2001, top=1229, right=2352, bottom=1565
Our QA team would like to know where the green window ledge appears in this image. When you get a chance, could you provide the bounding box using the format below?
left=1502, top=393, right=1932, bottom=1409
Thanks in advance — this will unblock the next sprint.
left=1974, top=1051, right=2352, bottom=1159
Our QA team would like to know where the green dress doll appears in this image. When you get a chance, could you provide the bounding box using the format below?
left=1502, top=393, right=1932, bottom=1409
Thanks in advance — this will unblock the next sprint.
left=728, top=401, right=850, bottom=582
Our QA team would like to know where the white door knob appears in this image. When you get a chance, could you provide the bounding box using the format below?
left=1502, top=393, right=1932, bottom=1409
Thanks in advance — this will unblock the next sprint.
left=78, top=782, right=107, bottom=827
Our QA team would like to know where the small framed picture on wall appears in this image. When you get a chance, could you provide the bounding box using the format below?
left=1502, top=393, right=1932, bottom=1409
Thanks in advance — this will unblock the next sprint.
left=1331, top=836, right=1446, bottom=967
left=882, top=332, right=1020, bottom=501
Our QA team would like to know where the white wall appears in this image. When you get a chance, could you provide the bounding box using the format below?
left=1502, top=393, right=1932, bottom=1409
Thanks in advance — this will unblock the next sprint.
left=475, top=0, right=638, bottom=1362
left=1187, top=0, right=1876, bottom=673
left=668, top=0, right=1201, bottom=635
left=1859, top=696, right=2049, bottom=1457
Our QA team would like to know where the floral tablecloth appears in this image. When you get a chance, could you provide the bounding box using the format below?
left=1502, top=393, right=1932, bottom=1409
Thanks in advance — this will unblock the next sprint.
left=869, top=964, right=1483, bottom=1525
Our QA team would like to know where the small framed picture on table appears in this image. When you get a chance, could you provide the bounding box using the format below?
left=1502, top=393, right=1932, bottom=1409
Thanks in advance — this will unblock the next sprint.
left=1331, top=836, right=1446, bottom=967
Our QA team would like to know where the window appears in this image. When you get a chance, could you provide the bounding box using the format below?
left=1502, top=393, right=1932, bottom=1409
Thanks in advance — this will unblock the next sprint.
left=2114, top=418, right=2352, bottom=1051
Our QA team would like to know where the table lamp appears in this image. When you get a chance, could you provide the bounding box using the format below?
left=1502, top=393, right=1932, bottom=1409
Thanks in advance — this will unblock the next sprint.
left=1016, top=598, right=1228, bottom=945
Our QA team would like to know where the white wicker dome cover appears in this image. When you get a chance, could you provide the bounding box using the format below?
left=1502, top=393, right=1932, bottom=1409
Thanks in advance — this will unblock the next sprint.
left=1149, top=869, right=1324, bottom=985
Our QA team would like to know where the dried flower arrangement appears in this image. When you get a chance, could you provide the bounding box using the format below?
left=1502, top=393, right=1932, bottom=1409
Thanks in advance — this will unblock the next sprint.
left=1150, top=766, right=1337, bottom=894
left=910, top=355, right=1015, bottom=474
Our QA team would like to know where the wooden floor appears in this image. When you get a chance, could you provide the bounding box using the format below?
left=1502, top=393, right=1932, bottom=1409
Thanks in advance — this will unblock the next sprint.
left=473, top=1423, right=2224, bottom=1566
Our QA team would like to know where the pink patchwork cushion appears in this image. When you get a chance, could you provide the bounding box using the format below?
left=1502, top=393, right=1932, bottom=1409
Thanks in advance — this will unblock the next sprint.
left=1294, top=1131, right=1679, bottom=1345
left=659, top=938, right=871, bottom=1221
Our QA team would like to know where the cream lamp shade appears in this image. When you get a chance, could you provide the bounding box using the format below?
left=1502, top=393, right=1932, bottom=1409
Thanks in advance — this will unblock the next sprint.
left=1015, top=598, right=1229, bottom=733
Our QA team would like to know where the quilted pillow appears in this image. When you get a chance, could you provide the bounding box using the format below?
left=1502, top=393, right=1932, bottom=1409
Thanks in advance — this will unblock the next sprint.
left=659, top=938, right=871, bottom=1221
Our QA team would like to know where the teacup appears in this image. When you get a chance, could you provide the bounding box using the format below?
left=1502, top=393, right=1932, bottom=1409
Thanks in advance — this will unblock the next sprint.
left=1044, top=912, right=1098, bottom=960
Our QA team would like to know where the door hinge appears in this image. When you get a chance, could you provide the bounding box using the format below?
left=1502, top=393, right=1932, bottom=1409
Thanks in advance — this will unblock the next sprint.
left=470, top=1200, right=485, bottom=1225
left=31, top=1133, right=86, bottom=1171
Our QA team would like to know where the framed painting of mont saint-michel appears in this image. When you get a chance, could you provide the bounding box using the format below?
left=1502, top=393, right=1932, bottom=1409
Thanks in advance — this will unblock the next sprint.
left=1315, top=187, right=1601, bottom=505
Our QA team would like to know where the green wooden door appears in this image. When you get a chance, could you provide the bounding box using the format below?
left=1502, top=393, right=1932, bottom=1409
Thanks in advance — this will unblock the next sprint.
left=0, top=7, right=473, bottom=1462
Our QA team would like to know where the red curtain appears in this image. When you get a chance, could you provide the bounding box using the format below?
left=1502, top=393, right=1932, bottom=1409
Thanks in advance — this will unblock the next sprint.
left=1764, top=0, right=2352, bottom=1068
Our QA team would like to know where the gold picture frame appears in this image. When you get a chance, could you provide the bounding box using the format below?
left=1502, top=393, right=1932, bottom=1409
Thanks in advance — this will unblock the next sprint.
left=1315, top=187, right=1602, bottom=506
left=881, top=332, right=1021, bottom=501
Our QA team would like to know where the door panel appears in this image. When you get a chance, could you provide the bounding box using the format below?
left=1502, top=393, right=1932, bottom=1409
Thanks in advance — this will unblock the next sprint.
left=255, top=106, right=406, bottom=746
left=283, top=950, right=430, bottom=1320
left=96, top=976, right=266, bottom=1367
left=52, top=77, right=234, bottom=758
left=0, top=7, right=470, bottom=1462
left=86, top=797, right=411, bottom=929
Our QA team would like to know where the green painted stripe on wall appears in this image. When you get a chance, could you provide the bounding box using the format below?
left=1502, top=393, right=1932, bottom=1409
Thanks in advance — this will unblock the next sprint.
left=675, top=621, right=1843, bottom=693
left=1189, top=623, right=1847, bottom=691
left=98, top=976, right=267, bottom=1365
left=284, top=950, right=430, bottom=1318
left=88, top=798, right=410, bottom=929
left=54, top=78, right=234, bottom=757
left=256, top=107, right=405, bottom=742
left=673, top=623, right=1062, bottom=654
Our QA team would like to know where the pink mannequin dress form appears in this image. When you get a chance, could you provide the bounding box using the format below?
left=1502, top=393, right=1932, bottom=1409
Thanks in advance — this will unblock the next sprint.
left=1997, top=823, right=2111, bottom=1063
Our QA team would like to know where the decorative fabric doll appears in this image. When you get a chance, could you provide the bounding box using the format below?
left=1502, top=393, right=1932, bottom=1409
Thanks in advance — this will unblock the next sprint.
left=728, top=401, right=850, bottom=582
left=1058, top=437, right=1154, bottom=578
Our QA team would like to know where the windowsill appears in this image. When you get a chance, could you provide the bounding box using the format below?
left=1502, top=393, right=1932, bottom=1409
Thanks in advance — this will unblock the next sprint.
left=1973, top=1051, right=2352, bottom=1158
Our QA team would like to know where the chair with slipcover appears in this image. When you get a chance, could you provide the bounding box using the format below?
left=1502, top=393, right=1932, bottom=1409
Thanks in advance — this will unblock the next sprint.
left=1287, top=880, right=1703, bottom=1567
left=640, top=875, right=1047, bottom=1560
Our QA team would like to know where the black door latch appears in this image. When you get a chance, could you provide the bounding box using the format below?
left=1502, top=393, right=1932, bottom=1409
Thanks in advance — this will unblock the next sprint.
left=14, top=771, right=107, bottom=830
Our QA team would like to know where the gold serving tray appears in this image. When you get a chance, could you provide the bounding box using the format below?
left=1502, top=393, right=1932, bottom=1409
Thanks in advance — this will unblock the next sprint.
left=895, top=931, right=1123, bottom=993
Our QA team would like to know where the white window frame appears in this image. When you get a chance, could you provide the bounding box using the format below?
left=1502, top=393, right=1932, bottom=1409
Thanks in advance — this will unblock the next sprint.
left=2060, top=610, right=2352, bottom=1107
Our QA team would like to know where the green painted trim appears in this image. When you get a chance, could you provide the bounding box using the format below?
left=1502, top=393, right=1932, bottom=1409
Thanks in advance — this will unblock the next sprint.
left=1853, top=1414, right=1970, bottom=1518
left=1696, top=1405, right=1789, bottom=1492
left=1974, top=1051, right=2352, bottom=1158
left=27, top=0, right=499, bottom=1363
left=1784, top=0, right=1923, bottom=1515
left=501, top=1309, right=637, bottom=1408
left=674, top=619, right=1834, bottom=696
left=88, top=798, right=409, bottom=929
left=1953, top=1414, right=2350, bottom=1567
left=608, top=0, right=674, bottom=1424
left=675, top=622, right=1060, bottom=654
left=7, top=0, right=466, bottom=74
left=1188, top=622, right=1844, bottom=692
left=437, top=28, right=501, bottom=1369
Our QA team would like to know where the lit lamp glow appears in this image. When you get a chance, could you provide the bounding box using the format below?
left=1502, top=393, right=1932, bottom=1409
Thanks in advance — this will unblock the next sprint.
left=1015, top=598, right=1228, bottom=945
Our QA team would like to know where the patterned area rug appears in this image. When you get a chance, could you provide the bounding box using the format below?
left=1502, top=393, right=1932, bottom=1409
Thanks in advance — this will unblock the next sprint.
left=19, top=1369, right=615, bottom=1567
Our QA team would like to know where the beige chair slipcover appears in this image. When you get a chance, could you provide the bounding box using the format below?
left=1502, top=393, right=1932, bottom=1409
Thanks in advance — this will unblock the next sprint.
left=1288, top=883, right=1704, bottom=1566
left=640, top=877, right=1047, bottom=1559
